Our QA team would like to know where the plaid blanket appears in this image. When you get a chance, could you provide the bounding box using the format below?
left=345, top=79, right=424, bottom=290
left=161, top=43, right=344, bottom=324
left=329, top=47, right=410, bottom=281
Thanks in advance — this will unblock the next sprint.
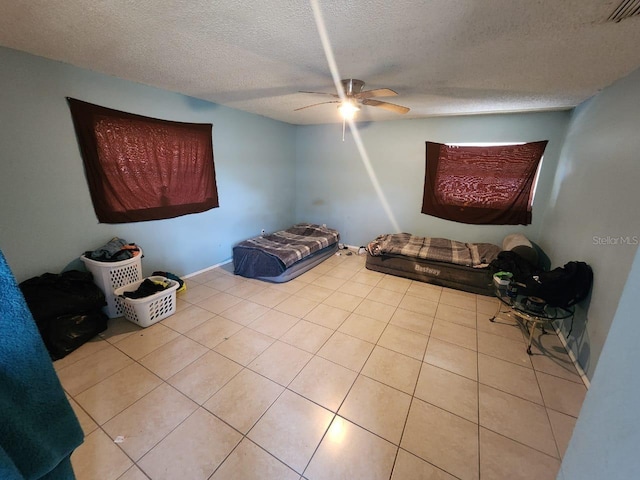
left=235, top=223, right=340, bottom=268
left=367, top=233, right=501, bottom=268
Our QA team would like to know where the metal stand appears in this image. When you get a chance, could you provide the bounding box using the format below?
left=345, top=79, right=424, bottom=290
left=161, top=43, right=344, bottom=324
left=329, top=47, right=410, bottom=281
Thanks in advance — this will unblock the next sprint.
left=490, top=292, right=573, bottom=355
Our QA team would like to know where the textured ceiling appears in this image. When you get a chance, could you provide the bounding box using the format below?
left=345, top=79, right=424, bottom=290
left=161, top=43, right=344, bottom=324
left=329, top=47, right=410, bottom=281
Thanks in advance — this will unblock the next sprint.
left=1, top=0, right=639, bottom=125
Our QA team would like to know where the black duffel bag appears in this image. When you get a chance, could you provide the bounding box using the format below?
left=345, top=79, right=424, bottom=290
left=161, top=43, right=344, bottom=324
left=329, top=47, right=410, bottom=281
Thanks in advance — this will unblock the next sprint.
left=20, top=270, right=108, bottom=359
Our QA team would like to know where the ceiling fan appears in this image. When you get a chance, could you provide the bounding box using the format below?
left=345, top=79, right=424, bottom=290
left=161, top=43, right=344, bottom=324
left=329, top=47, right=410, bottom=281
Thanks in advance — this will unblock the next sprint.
left=295, top=79, right=410, bottom=117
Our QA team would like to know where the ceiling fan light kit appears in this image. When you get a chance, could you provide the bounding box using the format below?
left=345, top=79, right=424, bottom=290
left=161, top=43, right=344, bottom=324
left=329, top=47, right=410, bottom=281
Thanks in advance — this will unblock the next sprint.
left=296, top=78, right=410, bottom=120
left=337, top=98, right=360, bottom=120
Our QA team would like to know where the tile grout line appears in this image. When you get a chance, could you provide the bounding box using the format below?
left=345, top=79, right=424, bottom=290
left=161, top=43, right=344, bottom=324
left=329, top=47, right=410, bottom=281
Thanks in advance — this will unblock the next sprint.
left=296, top=267, right=408, bottom=478
left=293, top=264, right=379, bottom=478
left=384, top=283, right=461, bottom=480
left=532, top=366, right=565, bottom=461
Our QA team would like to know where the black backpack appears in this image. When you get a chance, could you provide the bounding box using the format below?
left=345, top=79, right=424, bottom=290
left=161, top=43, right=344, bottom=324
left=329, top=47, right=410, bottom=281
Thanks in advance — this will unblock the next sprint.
left=525, top=261, right=593, bottom=308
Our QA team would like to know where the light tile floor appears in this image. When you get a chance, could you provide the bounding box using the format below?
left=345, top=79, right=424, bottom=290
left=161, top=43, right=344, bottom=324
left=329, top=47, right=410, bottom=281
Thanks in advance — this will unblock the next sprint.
left=59, top=252, right=587, bottom=480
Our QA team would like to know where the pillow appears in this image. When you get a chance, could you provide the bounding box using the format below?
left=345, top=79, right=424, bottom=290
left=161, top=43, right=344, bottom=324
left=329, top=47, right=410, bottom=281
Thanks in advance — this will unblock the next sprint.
left=502, top=233, right=532, bottom=251
left=502, top=233, right=538, bottom=266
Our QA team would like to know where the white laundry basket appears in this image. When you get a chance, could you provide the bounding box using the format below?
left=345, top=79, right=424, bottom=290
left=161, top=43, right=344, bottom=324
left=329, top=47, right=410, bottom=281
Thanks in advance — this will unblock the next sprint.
left=81, top=250, right=143, bottom=318
left=114, top=276, right=179, bottom=327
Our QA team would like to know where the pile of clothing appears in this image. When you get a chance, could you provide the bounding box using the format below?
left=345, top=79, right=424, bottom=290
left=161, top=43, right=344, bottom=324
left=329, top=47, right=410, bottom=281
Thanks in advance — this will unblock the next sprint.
left=84, top=237, right=141, bottom=262
left=122, top=277, right=171, bottom=299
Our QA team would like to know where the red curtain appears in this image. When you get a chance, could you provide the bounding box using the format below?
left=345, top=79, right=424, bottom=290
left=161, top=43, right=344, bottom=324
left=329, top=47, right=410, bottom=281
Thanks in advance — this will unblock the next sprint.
left=68, top=98, right=218, bottom=223
left=422, top=141, right=547, bottom=225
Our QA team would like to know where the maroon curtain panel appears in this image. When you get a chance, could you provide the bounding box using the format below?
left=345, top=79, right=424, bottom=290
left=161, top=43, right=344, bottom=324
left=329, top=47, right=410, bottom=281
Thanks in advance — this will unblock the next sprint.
left=422, top=141, right=547, bottom=225
left=67, top=98, right=218, bottom=223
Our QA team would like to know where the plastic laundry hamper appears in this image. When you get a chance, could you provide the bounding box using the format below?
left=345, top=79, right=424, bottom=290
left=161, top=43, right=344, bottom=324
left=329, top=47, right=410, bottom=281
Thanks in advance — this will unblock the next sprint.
left=80, top=250, right=143, bottom=318
left=113, top=276, right=179, bottom=327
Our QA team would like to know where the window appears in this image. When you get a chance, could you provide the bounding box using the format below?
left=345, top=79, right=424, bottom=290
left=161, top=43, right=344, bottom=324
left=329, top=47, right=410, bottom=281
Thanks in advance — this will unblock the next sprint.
left=421, top=141, right=547, bottom=225
left=67, top=98, right=218, bottom=223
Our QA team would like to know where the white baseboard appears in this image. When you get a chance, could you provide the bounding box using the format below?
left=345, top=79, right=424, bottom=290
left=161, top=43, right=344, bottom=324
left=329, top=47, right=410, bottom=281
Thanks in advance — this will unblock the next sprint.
left=183, top=258, right=232, bottom=279
left=554, top=326, right=591, bottom=389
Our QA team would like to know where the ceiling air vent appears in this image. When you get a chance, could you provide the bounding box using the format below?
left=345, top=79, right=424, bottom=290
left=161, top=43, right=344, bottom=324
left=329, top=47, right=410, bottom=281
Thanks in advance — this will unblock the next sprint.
left=606, top=0, right=640, bottom=22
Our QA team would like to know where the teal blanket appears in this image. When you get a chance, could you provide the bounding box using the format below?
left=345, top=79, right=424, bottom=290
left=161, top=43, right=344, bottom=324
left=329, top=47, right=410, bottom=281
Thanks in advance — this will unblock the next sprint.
left=0, top=250, right=84, bottom=479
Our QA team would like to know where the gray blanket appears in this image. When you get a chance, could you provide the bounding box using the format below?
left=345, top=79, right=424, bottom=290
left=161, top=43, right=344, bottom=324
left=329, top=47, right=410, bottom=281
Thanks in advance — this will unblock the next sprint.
left=367, top=233, right=501, bottom=268
left=236, top=223, right=340, bottom=268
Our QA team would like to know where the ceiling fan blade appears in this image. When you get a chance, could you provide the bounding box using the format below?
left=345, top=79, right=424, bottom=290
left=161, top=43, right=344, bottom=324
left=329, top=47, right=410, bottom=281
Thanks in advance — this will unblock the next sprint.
left=356, top=88, right=398, bottom=99
left=294, top=100, right=340, bottom=111
left=362, top=99, right=410, bottom=114
left=298, top=90, right=339, bottom=98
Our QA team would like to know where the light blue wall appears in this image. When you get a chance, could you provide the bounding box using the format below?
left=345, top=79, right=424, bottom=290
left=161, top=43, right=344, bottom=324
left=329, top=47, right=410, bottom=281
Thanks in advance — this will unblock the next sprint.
left=540, top=67, right=640, bottom=380
left=0, top=47, right=296, bottom=281
left=2, top=45, right=637, bottom=387
left=294, top=111, right=571, bottom=248
left=558, top=245, right=640, bottom=480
